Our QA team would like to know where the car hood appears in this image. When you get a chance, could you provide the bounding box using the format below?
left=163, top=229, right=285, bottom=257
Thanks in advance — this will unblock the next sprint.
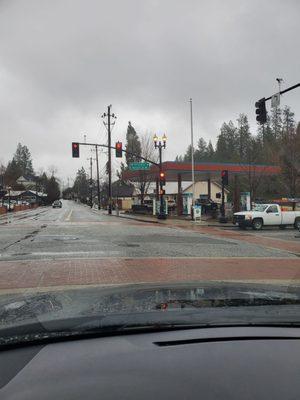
left=1, top=281, right=300, bottom=331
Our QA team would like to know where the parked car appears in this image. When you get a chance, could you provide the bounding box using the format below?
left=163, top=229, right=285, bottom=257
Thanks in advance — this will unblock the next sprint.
left=233, top=203, right=300, bottom=230
left=52, top=200, right=62, bottom=208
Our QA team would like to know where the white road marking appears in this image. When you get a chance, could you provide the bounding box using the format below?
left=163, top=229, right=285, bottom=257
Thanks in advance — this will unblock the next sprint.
left=65, top=210, right=73, bottom=221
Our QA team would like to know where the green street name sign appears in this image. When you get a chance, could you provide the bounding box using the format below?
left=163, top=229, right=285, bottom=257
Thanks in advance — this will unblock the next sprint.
left=129, top=162, right=151, bottom=171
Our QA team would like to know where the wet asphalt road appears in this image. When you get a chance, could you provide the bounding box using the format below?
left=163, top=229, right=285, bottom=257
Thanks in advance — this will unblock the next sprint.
left=0, top=200, right=297, bottom=261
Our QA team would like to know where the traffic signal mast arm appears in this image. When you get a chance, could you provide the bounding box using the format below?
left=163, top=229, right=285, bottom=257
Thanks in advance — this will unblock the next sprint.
left=255, top=83, right=299, bottom=125
left=264, top=82, right=300, bottom=101
left=73, top=142, right=160, bottom=167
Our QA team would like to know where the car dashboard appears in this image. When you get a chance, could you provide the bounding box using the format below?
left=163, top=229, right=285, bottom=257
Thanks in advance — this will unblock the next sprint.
left=1, top=326, right=300, bottom=399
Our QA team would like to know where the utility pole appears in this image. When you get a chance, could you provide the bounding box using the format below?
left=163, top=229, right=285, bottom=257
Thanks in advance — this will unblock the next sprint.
left=89, top=156, right=93, bottom=208
left=101, top=105, right=116, bottom=215
left=190, top=98, right=195, bottom=217
left=107, top=105, right=112, bottom=214
left=95, top=145, right=101, bottom=210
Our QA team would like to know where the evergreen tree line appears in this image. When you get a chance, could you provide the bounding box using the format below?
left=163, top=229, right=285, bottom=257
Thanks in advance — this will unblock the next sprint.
left=1, top=143, right=60, bottom=203
left=176, top=106, right=300, bottom=198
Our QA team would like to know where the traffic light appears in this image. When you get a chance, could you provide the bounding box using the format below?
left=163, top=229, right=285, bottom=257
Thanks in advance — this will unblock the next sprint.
left=115, top=141, right=122, bottom=158
left=72, top=142, right=80, bottom=158
left=255, top=98, right=267, bottom=124
left=159, top=171, right=166, bottom=186
left=221, top=170, right=228, bottom=186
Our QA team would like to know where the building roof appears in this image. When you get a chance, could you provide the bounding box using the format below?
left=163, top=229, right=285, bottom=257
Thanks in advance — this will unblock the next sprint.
left=4, top=190, right=47, bottom=198
left=3, top=191, right=24, bottom=197
left=16, top=175, right=37, bottom=182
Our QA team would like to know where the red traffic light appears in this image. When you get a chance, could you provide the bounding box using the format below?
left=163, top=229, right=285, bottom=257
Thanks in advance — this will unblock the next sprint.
left=115, top=141, right=122, bottom=158
left=221, top=170, right=228, bottom=185
left=72, top=142, right=80, bottom=158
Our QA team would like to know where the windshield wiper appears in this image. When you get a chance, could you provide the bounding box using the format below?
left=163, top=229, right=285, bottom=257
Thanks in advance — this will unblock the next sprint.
left=155, top=297, right=300, bottom=309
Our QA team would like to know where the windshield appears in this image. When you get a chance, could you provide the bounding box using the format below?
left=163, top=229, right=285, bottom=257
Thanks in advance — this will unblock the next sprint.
left=252, top=205, right=268, bottom=212
left=0, top=0, right=300, bottom=347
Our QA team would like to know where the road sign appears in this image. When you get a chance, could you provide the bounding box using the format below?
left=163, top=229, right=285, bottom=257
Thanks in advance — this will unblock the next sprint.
left=271, top=93, right=280, bottom=108
left=129, top=162, right=150, bottom=171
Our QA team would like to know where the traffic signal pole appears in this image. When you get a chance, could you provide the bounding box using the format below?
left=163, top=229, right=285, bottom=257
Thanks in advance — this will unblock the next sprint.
left=153, top=134, right=167, bottom=219
left=95, top=145, right=101, bottom=210
left=89, top=156, right=93, bottom=208
left=107, top=105, right=112, bottom=215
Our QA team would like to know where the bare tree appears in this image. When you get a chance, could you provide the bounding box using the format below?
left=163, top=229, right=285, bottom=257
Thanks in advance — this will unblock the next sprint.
left=48, top=165, right=58, bottom=177
left=132, top=133, right=159, bottom=204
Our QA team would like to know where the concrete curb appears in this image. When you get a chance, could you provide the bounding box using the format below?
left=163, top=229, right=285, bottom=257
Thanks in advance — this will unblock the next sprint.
left=118, top=214, right=159, bottom=224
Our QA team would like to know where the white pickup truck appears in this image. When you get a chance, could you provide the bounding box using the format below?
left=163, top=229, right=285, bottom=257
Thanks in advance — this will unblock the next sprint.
left=233, top=204, right=300, bottom=230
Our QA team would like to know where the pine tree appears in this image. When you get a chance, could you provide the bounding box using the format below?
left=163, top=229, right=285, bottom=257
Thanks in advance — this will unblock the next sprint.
left=125, top=122, right=142, bottom=166
left=73, top=167, right=89, bottom=203
left=13, top=143, right=34, bottom=176
left=183, top=145, right=193, bottom=162
left=237, top=114, right=251, bottom=162
left=206, top=141, right=215, bottom=161
left=215, top=121, right=238, bottom=162
left=282, top=106, right=295, bottom=139
left=280, top=121, right=300, bottom=197
left=46, top=176, right=60, bottom=203
left=270, top=106, right=282, bottom=141
left=194, top=138, right=208, bottom=162
left=4, top=159, right=22, bottom=187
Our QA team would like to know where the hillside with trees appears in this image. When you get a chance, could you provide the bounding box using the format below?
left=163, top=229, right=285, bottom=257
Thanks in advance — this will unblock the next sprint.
left=176, top=107, right=300, bottom=200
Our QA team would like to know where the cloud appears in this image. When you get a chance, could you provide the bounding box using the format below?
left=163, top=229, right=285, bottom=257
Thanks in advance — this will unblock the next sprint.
left=0, top=0, right=299, bottom=180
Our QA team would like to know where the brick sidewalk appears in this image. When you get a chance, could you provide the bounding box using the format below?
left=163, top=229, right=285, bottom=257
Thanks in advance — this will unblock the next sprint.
left=0, top=257, right=300, bottom=292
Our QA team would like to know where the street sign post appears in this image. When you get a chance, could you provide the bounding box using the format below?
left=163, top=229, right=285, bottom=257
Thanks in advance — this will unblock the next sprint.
left=129, top=162, right=150, bottom=171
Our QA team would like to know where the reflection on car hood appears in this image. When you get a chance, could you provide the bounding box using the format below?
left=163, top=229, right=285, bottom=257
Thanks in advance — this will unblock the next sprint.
left=1, top=281, right=300, bottom=331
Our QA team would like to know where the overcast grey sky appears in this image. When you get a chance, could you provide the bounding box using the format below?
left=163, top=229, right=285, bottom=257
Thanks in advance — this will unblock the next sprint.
left=0, top=0, right=299, bottom=184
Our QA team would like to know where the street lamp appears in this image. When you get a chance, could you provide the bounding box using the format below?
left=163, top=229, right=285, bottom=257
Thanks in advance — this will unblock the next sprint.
left=153, top=134, right=167, bottom=219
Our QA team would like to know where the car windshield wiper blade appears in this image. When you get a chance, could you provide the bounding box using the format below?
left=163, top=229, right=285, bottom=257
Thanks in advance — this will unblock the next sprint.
left=155, top=297, right=300, bottom=309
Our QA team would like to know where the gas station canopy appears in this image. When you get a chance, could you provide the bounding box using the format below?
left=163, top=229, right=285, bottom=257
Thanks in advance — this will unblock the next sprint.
left=123, top=161, right=281, bottom=182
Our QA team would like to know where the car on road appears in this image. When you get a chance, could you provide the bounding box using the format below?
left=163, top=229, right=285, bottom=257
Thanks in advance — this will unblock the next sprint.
left=52, top=200, right=62, bottom=208
left=233, top=203, right=300, bottom=230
